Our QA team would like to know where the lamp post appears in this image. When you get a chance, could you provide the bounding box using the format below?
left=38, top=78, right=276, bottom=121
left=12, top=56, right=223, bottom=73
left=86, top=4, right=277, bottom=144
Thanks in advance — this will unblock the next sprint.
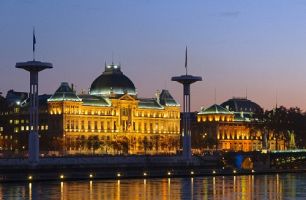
left=16, top=61, right=52, bottom=163
left=171, top=48, right=202, bottom=160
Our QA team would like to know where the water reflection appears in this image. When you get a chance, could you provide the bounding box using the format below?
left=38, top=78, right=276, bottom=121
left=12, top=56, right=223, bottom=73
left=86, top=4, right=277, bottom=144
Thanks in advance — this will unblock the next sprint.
left=0, top=173, right=305, bottom=199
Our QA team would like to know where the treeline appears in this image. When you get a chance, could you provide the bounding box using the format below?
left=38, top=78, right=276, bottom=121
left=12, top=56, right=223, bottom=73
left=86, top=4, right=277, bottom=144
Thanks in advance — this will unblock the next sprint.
left=253, top=106, right=306, bottom=148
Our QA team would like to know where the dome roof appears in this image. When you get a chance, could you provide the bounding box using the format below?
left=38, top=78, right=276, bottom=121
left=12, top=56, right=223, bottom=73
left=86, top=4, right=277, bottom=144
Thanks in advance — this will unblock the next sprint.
left=90, top=64, right=136, bottom=97
left=220, top=98, right=262, bottom=113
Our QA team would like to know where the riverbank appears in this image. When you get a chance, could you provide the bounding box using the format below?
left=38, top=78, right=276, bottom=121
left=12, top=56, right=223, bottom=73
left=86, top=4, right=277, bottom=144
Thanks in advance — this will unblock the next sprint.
left=0, top=155, right=305, bottom=182
left=0, top=155, right=219, bottom=182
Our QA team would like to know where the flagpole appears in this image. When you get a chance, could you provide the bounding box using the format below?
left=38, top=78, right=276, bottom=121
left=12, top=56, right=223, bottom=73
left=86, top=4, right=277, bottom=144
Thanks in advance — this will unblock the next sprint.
left=33, top=28, right=36, bottom=61
left=185, top=46, right=188, bottom=75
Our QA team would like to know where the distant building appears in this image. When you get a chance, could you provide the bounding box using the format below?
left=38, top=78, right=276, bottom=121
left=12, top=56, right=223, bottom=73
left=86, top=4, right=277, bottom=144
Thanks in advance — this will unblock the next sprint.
left=192, top=98, right=286, bottom=152
left=0, top=90, right=50, bottom=153
left=47, top=64, right=180, bottom=154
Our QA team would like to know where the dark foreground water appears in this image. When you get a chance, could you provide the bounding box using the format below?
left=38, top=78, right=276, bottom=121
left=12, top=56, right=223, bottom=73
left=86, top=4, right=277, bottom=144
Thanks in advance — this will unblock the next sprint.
left=1, top=173, right=306, bottom=200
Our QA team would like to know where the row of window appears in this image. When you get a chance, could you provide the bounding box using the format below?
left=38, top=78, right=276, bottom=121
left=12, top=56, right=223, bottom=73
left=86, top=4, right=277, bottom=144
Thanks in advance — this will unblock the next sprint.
left=0, top=135, right=13, bottom=139
left=9, top=119, right=30, bottom=125
left=13, top=125, right=49, bottom=133
left=66, top=120, right=179, bottom=133
left=50, top=107, right=179, bottom=119
left=218, top=134, right=262, bottom=140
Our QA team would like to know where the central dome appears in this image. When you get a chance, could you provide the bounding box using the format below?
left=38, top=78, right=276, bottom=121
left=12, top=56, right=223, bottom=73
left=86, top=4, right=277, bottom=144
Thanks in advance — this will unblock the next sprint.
left=90, top=64, right=136, bottom=97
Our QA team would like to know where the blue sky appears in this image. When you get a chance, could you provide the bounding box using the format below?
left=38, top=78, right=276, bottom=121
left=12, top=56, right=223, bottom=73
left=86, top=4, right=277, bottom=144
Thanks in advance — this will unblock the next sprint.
left=1, top=0, right=306, bottom=111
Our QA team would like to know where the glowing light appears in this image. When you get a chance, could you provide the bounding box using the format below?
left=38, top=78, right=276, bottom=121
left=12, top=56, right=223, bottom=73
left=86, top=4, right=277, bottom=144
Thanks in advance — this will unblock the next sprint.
left=117, top=173, right=121, bottom=177
left=251, top=169, right=255, bottom=173
left=28, top=175, right=32, bottom=180
left=190, top=171, right=194, bottom=175
left=233, top=170, right=237, bottom=174
left=89, top=174, right=93, bottom=178
left=167, top=171, right=171, bottom=176
left=212, top=170, right=216, bottom=174
left=60, top=174, right=64, bottom=179
left=143, top=172, right=147, bottom=176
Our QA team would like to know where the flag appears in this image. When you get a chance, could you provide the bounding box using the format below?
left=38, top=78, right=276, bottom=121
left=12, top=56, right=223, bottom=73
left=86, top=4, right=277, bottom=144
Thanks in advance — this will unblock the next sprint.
left=185, top=46, right=187, bottom=69
left=33, top=29, right=36, bottom=52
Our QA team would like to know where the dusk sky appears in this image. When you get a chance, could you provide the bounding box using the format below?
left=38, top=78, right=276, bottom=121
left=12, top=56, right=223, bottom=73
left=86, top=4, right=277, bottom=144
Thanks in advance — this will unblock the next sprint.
left=1, top=0, right=306, bottom=111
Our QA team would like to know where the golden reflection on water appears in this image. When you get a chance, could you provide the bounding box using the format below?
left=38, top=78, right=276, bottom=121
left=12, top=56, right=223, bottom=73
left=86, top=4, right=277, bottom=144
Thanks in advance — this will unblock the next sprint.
left=28, top=183, right=32, bottom=200
left=0, top=173, right=304, bottom=199
left=89, top=180, right=93, bottom=200
left=60, top=181, right=64, bottom=200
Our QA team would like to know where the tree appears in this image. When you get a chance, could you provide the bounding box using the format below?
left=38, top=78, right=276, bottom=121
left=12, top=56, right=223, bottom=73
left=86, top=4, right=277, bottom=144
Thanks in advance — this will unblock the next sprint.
left=80, top=135, right=86, bottom=151
left=92, top=135, right=101, bottom=154
left=143, top=136, right=149, bottom=154
left=152, top=135, right=160, bottom=153
left=252, top=106, right=306, bottom=150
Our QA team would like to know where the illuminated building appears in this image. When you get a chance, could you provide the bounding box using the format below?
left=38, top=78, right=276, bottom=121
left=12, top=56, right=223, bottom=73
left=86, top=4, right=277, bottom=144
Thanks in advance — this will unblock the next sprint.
left=47, top=64, right=180, bottom=154
left=194, top=98, right=286, bottom=151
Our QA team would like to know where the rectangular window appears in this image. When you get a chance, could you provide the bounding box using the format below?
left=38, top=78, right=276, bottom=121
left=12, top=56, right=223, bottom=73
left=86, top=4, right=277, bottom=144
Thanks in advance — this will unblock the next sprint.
left=67, top=120, right=70, bottom=129
left=81, top=121, right=84, bottom=130
left=95, top=121, right=98, bottom=130
left=101, top=121, right=104, bottom=130
left=14, top=107, right=20, bottom=113
left=88, top=121, right=91, bottom=130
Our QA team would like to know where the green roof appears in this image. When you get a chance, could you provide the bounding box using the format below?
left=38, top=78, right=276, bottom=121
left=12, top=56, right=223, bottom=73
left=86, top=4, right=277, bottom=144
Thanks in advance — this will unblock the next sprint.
left=139, top=98, right=164, bottom=109
left=90, top=64, right=137, bottom=97
left=48, top=82, right=81, bottom=102
left=198, top=104, right=232, bottom=115
left=233, top=112, right=252, bottom=122
left=79, top=94, right=111, bottom=107
left=159, top=90, right=179, bottom=106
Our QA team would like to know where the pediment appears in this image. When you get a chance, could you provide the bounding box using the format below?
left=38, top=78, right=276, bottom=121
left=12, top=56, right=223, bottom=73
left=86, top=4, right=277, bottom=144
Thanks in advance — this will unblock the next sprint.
left=118, top=93, right=136, bottom=101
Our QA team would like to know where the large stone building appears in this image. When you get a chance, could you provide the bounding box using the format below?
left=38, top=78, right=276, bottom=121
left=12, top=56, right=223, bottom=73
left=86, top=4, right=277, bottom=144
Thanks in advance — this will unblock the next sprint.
left=47, top=64, right=181, bottom=154
left=0, top=64, right=180, bottom=155
left=193, top=98, right=286, bottom=152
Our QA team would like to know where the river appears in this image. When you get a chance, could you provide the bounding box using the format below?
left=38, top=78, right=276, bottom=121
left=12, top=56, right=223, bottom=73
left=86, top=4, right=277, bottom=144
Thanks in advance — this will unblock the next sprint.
left=1, top=173, right=306, bottom=199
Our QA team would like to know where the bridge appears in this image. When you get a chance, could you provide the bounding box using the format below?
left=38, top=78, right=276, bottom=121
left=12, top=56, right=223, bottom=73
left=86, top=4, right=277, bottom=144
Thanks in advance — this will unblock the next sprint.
left=223, top=149, right=306, bottom=170
left=270, top=149, right=306, bottom=169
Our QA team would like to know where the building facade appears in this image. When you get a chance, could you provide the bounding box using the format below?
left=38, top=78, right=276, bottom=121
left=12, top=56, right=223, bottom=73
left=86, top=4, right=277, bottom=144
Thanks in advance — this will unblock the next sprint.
left=0, top=90, right=51, bottom=154
left=47, top=64, right=181, bottom=155
left=193, top=98, right=286, bottom=152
